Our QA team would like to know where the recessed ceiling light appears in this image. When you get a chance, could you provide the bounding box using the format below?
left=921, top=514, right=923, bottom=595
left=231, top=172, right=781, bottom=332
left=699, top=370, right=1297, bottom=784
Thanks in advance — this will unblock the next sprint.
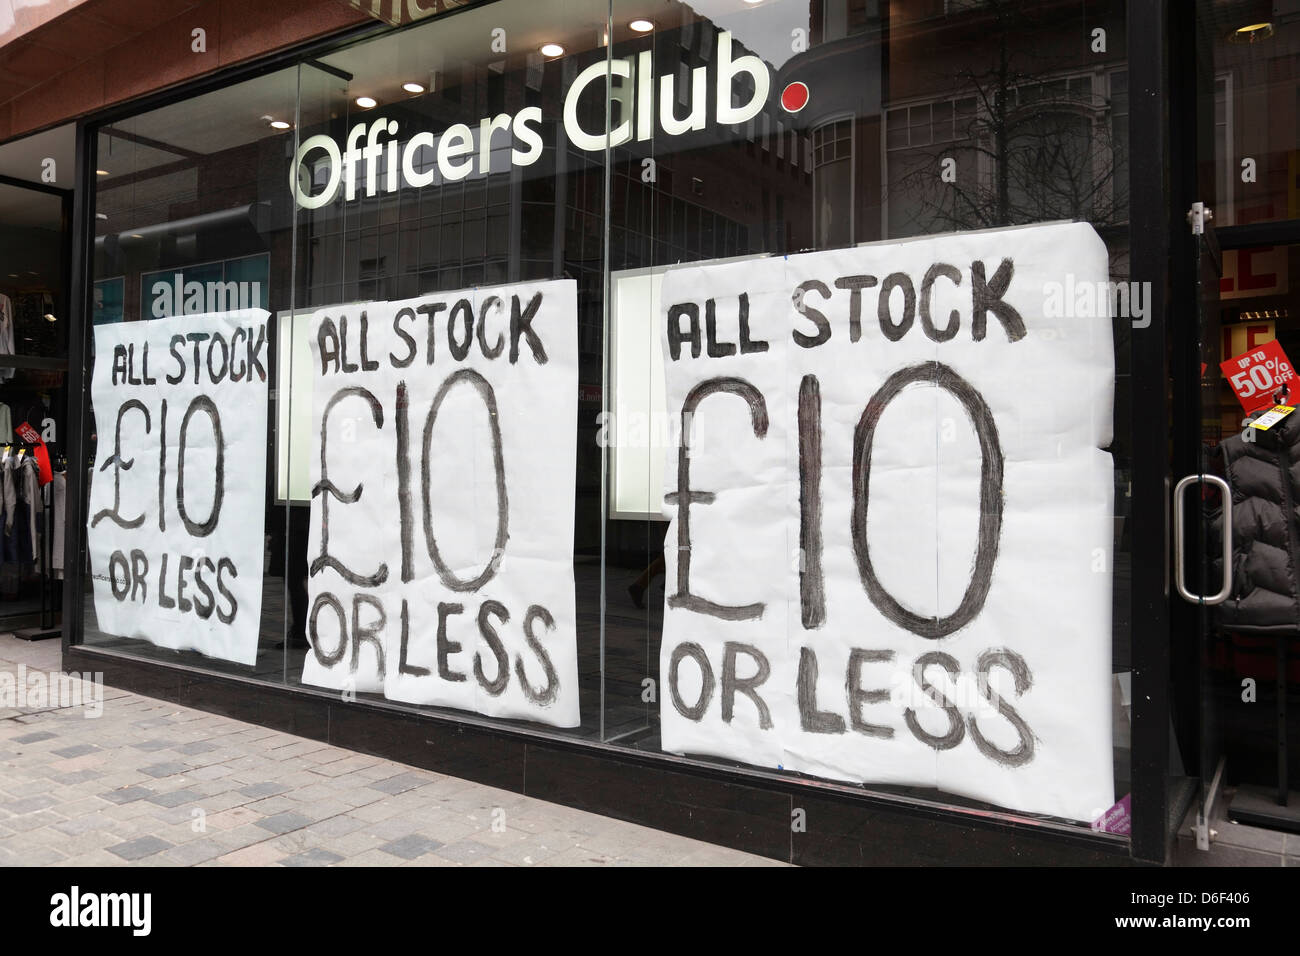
left=43, top=313, right=56, bottom=323
left=95, top=213, right=107, bottom=220
left=96, top=169, right=108, bottom=176
left=743, top=0, right=763, bottom=4
left=402, top=82, right=425, bottom=94
left=129, top=234, right=143, bottom=239
left=540, top=43, right=565, bottom=58
left=1231, top=21, right=1274, bottom=42
left=630, top=19, right=654, bottom=32
left=269, top=120, right=291, bottom=129
left=355, top=96, right=378, bottom=109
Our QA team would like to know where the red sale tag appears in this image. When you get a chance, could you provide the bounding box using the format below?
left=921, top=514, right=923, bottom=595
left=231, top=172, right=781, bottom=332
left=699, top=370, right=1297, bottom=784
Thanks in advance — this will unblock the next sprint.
left=13, top=421, right=52, bottom=485
left=1220, top=339, right=1298, bottom=412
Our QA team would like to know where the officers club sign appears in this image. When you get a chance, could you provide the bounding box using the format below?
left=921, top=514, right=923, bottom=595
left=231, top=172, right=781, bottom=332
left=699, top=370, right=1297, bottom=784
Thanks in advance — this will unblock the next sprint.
left=291, top=32, right=774, bottom=208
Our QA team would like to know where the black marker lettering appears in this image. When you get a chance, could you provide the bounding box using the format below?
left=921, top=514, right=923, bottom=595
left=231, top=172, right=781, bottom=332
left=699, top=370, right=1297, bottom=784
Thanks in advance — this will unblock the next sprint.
left=215, top=558, right=238, bottom=624
left=167, top=334, right=186, bottom=384
left=515, top=604, right=559, bottom=706
left=667, top=303, right=701, bottom=360
left=186, top=333, right=210, bottom=384
left=109, top=551, right=131, bottom=601
left=796, top=646, right=844, bottom=734
left=705, top=298, right=737, bottom=357
left=970, top=258, right=1026, bottom=342
left=797, top=374, right=824, bottom=629
left=421, top=370, right=508, bottom=591
left=474, top=600, right=510, bottom=696
left=509, top=292, right=547, bottom=364
left=309, top=593, right=347, bottom=667
left=792, top=279, right=831, bottom=348
left=846, top=648, right=895, bottom=738
left=395, top=382, right=414, bottom=584
left=129, top=549, right=148, bottom=603
left=722, top=642, right=772, bottom=729
left=666, top=378, right=767, bottom=621
left=351, top=593, right=387, bottom=676
left=436, top=601, right=466, bottom=682
left=193, top=557, right=216, bottom=620
left=877, top=273, right=915, bottom=342
left=970, top=648, right=1036, bottom=766
left=358, top=312, right=379, bottom=371
left=206, top=334, right=229, bottom=383
left=919, top=263, right=961, bottom=342
left=417, top=302, right=446, bottom=364
left=477, top=296, right=504, bottom=359
left=903, top=652, right=965, bottom=750
left=667, top=642, right=714, bottom=721
left=737, top=293, right=768, bottom=354
left=448, top=299, right=474, bottom=361
left=91, top=399, right=150, bottom=530
left=852, top=362, right=1002, bottom=638
left=834, top=275, right=877, bottom=343
left=158, top=553, right=175, bottom=609
left=397, top=599, right=428, bottom=676
left=311, top=386, right=389, bottom=587
left=391, top=307, right=418, bottom=368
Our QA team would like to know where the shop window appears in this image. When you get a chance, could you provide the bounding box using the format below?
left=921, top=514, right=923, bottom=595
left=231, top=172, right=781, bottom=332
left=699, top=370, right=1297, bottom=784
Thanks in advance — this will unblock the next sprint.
left=70, top=0, right=1136, bottom=835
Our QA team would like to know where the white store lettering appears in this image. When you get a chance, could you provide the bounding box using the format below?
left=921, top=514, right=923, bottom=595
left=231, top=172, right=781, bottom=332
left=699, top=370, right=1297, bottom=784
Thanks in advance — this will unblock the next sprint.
left=291, top=31, right=770, bottom=208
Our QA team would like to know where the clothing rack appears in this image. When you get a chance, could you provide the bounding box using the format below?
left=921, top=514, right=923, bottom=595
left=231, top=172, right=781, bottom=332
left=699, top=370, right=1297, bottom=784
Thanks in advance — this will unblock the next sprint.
left=7, top=443, right=62, bottom=641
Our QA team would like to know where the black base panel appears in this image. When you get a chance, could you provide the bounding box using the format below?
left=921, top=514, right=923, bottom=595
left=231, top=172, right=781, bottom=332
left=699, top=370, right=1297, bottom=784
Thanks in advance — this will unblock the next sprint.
left=64, top=647, right=1136, bottom=867
left=1228, top=785, right=1300, bottom=834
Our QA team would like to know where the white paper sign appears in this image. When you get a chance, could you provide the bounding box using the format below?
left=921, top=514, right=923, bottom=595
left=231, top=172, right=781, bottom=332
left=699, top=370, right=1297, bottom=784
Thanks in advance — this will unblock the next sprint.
left=300, top=280, right=579, bottom=728
left=657, top=222, right=1115, bottom=822
left=88, top=310, right=270, bottom=665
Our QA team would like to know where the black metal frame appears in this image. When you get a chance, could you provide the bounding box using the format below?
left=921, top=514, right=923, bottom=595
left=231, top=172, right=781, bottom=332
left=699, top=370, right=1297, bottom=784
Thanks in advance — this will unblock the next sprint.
left=51, top=0, right=1191, bottom=865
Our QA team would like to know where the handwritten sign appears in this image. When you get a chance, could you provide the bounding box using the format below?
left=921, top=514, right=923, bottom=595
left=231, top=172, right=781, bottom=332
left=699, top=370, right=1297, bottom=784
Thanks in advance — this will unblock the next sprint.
left=299, top=280, right=580, bottom=728
left=87, top=310, right=270, bottom=665
left=657, top=222, right=1115, bottom=822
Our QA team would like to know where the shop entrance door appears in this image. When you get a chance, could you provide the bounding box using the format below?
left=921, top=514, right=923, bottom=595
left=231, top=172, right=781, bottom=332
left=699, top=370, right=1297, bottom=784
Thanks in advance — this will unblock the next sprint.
left=1174, top=202, right=1229, bottom=849
left=1179, top=210, right=1300, bottom=839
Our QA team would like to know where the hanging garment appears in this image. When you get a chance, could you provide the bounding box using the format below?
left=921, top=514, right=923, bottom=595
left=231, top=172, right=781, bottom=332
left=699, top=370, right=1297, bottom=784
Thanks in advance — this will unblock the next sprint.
left=2, top=455, right=16, bottom=537
left=0, top=404, right=11, bottom=444
left=1213, top=410, right=1300, bottom=633
left=51, top=470, right=65, bottom=579
left=0, top=295, right=13, bottom=382
left=0, top=456, right=15, bottom=595
left=21, top=456, right=40, bottom=572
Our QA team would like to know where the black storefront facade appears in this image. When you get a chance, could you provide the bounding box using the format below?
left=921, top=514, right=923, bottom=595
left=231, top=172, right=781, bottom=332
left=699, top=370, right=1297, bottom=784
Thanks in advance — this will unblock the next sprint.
left=0, top=0, right=1286, bottom=866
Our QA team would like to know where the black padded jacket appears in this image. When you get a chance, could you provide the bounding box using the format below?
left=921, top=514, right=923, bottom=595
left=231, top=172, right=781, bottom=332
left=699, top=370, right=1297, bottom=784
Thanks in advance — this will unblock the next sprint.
left=1214, top=411, right=1300, bottom=634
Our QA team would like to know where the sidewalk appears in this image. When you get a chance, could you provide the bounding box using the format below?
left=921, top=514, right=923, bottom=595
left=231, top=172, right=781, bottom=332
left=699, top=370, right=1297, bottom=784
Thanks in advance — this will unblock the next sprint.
left=0, top=634, right=785, bottom=867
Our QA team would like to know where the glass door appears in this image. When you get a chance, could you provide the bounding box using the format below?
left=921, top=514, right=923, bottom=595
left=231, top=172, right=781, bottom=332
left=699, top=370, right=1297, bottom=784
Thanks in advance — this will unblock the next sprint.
left=1175, top=203, right=1227, bottom=849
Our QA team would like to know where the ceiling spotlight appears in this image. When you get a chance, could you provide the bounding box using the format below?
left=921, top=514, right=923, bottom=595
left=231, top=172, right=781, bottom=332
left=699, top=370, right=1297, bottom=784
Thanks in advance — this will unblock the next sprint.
left=129, top=233, right=143, bottom=239
left=270, top=120, right=291, bottom=130
left=355, top=95, right=378, bottom=109
left=630, top=19, right=654, bottom=32
left=43, top=313, right=56, bottom=323
left=540, top=43, right=565, bottom=58
left=96, top=169, right=108, bottom=176
left=402, top=82, right=425, bottom=94
left=1230, top=22, right=1274, bottom=43
left=95, top=213, right=107, bottom=220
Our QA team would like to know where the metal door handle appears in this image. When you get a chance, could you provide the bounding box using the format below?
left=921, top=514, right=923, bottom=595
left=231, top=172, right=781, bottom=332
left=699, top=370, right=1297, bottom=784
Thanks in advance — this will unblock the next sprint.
left=1173, top=473, right=1232, bottom=605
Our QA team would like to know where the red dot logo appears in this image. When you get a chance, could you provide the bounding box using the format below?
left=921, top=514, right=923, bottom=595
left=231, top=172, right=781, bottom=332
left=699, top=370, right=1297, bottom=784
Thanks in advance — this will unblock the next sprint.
left=780, top=81, right=809, bottom=113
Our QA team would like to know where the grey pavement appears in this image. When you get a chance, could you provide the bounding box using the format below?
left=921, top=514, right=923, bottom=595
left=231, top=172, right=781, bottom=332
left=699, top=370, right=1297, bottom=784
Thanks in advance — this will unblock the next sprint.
left=0, top=634, right=785, bottom=867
